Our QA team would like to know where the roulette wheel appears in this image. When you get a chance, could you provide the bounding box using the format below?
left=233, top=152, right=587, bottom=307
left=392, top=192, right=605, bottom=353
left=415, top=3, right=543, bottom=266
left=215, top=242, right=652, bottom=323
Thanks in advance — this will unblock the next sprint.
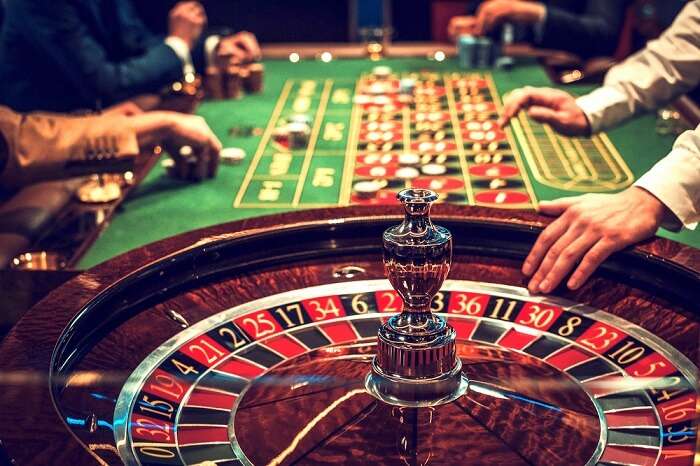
left=0, top=191, right=698, bottom=466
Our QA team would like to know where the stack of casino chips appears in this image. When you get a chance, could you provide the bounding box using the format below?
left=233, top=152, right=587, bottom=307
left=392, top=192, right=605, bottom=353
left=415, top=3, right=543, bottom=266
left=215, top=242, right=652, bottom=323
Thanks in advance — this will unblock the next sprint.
left=458, top=24, right=515, bottom=70
left=204, top=62, right=265, bottom=100
left=458, top=35, right=496, bottom=68
left=458, top=35, right=503, bottom=69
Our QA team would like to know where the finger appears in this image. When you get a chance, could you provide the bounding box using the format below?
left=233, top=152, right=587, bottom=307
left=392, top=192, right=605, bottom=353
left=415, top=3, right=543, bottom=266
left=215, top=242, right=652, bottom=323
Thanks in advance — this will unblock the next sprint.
left=176, top=157, right=189, bottom=179
left=448, top=19, right=460, bottom=38
left=567, top=240, right=618, bottom=290
left=527, top=222, right=580, bottom=293
left=481, top=11, right=497, bottom=34
left=125, top=103, right=144, bottom=116
left=184, top=2, right=202, bottom=13
left=497, top=87, right=534, bottom=128
left=474, top=11, right=487, bottom=36
left=539, top=233, right=599, bottom=293
left=234, top=33, right=261, bottom=61
left=193, top=150, right=208, bottom=181
left=527, top=106, right=565, bottom=127
left=537, top=196, right=582, bottom=216
left=522, top=214, right=570, bottom=277
left=207, top=146, right=220, bottom=178
left=222, top=48, right=246, bottom=66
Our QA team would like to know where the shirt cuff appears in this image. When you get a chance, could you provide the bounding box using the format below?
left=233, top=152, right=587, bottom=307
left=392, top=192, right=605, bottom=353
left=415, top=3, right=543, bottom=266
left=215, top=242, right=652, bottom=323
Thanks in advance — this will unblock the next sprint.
left=575, top=86, right=631, bottom=133
left=204, top=35, right=221, bottom=68
left=634, top=148, right=700, bottom=231
left=165, top=36, right=195, bottom=77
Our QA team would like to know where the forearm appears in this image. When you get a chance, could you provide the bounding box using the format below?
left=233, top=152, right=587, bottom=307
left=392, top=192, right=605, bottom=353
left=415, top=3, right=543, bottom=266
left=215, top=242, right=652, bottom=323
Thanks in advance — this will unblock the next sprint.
left=634, top=124, right=700, bottom=230
left=0, top=110, right=139, bottom=188
left=576, top=1, right=700, bottom=132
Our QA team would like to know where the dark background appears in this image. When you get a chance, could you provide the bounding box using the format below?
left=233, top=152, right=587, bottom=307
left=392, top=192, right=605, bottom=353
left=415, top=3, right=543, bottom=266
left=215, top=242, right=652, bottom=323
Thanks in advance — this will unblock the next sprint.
left=0, top=0, right=686, bottom=44
left=132, top=0, right=432, bottom=42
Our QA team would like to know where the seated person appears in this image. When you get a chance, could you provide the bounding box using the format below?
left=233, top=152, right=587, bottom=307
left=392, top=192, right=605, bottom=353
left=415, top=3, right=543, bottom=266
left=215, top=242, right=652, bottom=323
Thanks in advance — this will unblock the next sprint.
left=449, top=0, right=628, bottom=59
left=497, top=1, right=700, bottom=293
left=0, top=0, right=261, bottom=113
left=0, top=106, right=222, bottom=189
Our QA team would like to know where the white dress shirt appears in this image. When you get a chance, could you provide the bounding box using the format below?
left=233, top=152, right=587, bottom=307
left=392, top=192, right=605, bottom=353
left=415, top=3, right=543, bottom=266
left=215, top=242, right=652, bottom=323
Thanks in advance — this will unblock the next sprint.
left=575, top=0, right=700, bottom=230
left=164, top=35, right=221, bottom=77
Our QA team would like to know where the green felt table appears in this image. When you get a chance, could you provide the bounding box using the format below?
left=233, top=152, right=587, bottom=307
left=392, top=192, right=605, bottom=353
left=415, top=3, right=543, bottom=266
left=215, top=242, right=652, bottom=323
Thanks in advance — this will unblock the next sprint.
left=78, top=57, right=700, bottom=268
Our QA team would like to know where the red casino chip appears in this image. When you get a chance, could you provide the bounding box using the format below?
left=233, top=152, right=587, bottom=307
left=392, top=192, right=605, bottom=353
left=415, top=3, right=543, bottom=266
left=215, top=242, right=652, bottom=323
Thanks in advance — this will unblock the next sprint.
left=412, top=177, right=465, bottom=191
left=463, top=129, right=506, bottom=143
left=355, top=164, right=399, bottom=178
left=414, top=86, right=446, bottom=97
left=358, top=130, right=403, bottom=143
left=356, top=153, right=399, bottom=165
left=475, top=190, right=530, bottom=205
left=450, top=77, right=487, bottom=88
left=410, top=141, right=457, bottom=152
left=469, top=163, right=520, bottom=178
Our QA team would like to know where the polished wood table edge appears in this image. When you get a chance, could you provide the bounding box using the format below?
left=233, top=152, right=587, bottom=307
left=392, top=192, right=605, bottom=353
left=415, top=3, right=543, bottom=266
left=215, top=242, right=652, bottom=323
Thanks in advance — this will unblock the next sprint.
left=68, top=205, right=700, bottom=298
left=65, top=153, right=160, bottom=267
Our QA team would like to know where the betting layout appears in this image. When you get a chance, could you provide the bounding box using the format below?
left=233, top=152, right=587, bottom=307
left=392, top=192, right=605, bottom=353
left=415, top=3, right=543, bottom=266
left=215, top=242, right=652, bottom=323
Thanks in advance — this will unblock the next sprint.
left=115, top=280, right=698, bottom=466
left=346, top=70, right=536, bottom=207
left=510, top=111, right=635, bottom=192
left=233, top=69, right=540, bottom=209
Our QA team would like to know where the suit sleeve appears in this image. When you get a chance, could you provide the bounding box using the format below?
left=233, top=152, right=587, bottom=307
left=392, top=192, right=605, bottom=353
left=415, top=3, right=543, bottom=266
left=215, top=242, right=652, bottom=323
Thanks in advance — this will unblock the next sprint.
left=17, top=0, right=184, bottom=106
left=113, top=0, right=164, bottom=52
left=537, top=0, right=626, bottom=58
left=0, top=106, right=139, bottom=189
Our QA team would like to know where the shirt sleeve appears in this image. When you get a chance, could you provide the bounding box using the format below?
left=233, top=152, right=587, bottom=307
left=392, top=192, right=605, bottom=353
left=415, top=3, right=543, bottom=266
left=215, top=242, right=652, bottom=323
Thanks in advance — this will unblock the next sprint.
left=165, top=36, right=196, bottom=76
left=576, top=0, right=700, bottom=133
left=634, top=124, right=700, bottom=230
left=0, top=106, right=139, bottom=188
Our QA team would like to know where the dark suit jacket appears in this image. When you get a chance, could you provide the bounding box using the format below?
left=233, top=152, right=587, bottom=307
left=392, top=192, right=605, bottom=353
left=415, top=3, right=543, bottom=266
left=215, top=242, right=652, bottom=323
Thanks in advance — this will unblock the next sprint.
left=467, top=0, right=628, bottom=58
left=0, top=0, right=190, bottom=112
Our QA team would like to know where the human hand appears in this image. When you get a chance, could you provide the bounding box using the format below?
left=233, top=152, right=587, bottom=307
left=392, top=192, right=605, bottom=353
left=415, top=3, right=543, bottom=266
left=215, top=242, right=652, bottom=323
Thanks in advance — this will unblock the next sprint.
left=131, top=112, right=222, bottom=180
left=474, top=0, right=545, bottom=35
left=498, top=86, right=590, bottom=136
left=448, top=16, right=478, bottom=39
left=169, top=1, right=207, bottom=49
left=104, top=101, right=144, bottom=117
left=523, top=188, right=669, bottom=294
left=216, top=31, right=262, bottom=67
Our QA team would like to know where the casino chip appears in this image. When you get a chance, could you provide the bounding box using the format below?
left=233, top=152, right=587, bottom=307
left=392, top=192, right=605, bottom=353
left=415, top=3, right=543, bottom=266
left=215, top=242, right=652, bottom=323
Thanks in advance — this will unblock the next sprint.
left=179, top=145, right=194, bottom=158
left=369, top=166, right=387, bottom=177
left=418, top=141, right=434, bottom=153
left=353, top=95, right=371, bottom=105
left=372, top=65, right=392, bottom=79
left=399, top=78, right=416, bottom=94
left=398, top=153, right=420, bottom=166
left=353, top=180, right=382, bottom=198
left=368, top=82, right=387, bottom=95
left=422, top=164, right=447, bottom=176
left=289, top=114, right=312, bottom=126
left=396, top=167, right=420, bottom=180
left=220, top=147, right=246, bottom=165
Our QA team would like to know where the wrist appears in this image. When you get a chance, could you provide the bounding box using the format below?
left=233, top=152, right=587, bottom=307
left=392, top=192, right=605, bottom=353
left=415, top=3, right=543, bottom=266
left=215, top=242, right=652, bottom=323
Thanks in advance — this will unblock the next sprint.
left=515, top=2, right=546, bottom=24
left=633, top=187, right=669, bottom=225
left=132, top=112, right=175, bottom=149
